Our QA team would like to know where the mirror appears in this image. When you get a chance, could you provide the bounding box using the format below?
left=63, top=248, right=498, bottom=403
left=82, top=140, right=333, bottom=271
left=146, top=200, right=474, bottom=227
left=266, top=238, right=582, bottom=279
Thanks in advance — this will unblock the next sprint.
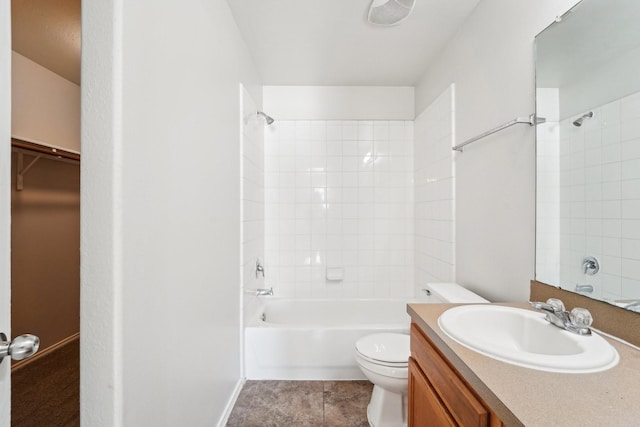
left=535, top=0, right=640, bottom=312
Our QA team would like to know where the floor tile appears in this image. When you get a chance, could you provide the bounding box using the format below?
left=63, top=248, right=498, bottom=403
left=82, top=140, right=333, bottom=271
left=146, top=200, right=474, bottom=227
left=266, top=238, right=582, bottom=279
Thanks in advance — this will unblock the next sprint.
left=227, top=380, right=372, bottom=427
left=323, top=381, right=372, bottom=427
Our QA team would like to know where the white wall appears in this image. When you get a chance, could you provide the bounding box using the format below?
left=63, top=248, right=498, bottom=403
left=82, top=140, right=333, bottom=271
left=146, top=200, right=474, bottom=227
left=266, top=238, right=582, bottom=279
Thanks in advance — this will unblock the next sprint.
left=264, top=86, right=414, bottom=120
left=0, top=2, right=11, bottom=424
left=414, top=85, right=456, bottom=292
left=414, top=0, right=578, bottom=301
left=11, top=51, right=80, bottom=153
left=81, top=1, right=261, bottom=426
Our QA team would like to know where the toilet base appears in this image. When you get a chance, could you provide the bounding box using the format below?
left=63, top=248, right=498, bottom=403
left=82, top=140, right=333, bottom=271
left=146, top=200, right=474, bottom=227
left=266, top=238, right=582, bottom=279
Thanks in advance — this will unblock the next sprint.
left=366, top=385, right=407, bottom=427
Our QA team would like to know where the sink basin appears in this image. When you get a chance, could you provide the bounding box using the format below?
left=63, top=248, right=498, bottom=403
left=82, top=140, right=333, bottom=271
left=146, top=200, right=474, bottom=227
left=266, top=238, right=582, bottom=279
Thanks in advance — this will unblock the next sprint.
left=438, top=305, right=619, bottom=373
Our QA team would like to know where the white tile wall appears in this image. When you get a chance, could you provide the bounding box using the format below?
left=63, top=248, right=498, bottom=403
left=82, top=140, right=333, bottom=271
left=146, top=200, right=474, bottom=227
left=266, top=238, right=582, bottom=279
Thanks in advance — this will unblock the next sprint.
left=265, top=120, right=414, bottom=298
left=556, top=90, right=640, bottom=301
left=414, top=85, right=456, bottom=291
left=241, top=88, right=265, bottom=315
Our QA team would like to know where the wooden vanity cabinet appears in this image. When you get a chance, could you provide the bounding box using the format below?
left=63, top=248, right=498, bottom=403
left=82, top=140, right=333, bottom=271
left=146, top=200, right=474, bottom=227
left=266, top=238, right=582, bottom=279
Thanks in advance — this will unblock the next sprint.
left=409, top=323, right=504, bottom=427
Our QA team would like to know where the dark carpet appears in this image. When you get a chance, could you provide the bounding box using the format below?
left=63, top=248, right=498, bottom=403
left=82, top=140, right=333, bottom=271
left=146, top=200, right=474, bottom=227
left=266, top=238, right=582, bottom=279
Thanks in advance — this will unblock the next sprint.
left=11, top=338, right=79, bottom=427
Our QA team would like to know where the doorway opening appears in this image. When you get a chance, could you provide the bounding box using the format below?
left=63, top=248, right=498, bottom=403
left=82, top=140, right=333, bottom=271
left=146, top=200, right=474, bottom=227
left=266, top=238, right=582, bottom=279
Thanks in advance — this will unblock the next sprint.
left=10, top=0, right=81, bottom=424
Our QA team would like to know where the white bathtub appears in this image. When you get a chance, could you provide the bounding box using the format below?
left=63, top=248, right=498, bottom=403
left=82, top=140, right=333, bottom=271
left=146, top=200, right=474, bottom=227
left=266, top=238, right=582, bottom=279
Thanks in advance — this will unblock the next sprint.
left=244, top=297, right=433, bottom=380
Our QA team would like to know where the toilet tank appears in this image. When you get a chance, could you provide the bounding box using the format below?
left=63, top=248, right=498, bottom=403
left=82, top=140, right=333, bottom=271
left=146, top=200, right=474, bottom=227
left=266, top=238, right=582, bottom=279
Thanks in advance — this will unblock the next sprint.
left=424, top=282, right=489, bottom=304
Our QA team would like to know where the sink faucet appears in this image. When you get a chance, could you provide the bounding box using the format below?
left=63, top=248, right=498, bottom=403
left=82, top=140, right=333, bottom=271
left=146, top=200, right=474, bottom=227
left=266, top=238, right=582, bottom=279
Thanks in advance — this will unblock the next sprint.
left=530, top=298, right=593, bottom=335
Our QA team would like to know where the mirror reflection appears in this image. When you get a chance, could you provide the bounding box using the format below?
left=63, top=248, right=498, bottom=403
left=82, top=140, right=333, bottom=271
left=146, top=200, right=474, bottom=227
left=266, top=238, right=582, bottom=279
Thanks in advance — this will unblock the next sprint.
left=535, top=0, right=640, bottom=312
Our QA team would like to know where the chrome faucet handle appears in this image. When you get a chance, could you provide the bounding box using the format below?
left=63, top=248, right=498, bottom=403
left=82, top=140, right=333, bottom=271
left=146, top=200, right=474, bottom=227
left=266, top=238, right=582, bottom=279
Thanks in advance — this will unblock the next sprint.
left=530, top=301, right=554, bottom=312
left=546, top=298, right=565, bottom=312
left=531, top=298, right=565, bottom=313
left=582, top=256, right=599, bottom=275
left=569, top=307, right=593, bottom=329
left=256, top=259, right=265, bottom=278
left=531, top=298, right=569, bottom=330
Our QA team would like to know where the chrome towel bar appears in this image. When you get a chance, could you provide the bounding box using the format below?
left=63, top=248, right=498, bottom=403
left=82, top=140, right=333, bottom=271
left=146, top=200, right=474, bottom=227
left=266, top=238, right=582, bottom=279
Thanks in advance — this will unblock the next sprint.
left=452, top=114, right=546, bottom=152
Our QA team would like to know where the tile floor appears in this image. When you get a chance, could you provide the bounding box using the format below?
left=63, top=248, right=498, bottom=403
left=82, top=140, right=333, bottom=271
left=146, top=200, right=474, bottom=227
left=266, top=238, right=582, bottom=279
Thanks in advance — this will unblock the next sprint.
left=227, top=380, right=373, bottom=427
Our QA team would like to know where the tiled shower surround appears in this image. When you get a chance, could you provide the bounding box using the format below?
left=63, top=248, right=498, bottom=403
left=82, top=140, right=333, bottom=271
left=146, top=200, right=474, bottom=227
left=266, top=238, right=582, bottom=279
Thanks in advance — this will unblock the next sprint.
left=538, top=90, right=640, bottom=301
left=264, top=120, right=414, bottom=298
left=241, top=88, right=265, bottom=311
left=414, top=85, right=456, bottom=288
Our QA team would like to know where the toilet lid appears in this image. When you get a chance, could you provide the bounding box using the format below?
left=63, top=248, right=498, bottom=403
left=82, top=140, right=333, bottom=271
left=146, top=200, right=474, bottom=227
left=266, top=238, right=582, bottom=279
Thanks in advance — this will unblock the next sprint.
left=355, top=333, right=410, bottom=364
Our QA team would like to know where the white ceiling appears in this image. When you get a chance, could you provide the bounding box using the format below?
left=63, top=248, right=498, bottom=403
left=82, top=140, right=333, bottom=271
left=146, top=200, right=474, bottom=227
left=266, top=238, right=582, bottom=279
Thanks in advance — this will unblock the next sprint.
left=10, top=0, right=481, bottom=88
left=227, top=0, right=481, bottom=86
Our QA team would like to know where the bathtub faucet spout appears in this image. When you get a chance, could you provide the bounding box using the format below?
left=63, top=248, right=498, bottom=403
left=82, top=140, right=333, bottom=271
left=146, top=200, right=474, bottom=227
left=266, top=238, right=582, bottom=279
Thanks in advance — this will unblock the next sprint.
left=256, top=287, right=273, bottom=296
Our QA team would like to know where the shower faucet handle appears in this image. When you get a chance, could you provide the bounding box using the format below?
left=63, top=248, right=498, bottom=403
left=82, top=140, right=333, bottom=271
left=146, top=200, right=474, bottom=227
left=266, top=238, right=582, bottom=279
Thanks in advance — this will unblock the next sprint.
left=582, top=256, right=599, bottom=275
left=256, top=258, right=265, bottom=278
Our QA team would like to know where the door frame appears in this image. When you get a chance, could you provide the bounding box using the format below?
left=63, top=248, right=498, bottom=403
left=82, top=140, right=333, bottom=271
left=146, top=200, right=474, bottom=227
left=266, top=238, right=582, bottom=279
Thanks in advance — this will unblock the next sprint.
left=1, top=0, right=13, bottom=424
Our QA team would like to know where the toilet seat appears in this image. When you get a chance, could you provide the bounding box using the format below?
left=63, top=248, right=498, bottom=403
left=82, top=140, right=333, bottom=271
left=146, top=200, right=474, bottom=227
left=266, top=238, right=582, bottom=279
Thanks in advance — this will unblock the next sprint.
left=355, top=333, right=410, bottom=368
left=355, top=352, right=409, bottom=380
left=356, top=352, right=408, bottom=368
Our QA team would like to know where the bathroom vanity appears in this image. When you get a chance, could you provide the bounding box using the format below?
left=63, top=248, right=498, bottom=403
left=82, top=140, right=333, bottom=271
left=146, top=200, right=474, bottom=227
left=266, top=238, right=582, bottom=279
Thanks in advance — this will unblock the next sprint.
left=408, top=302, right=640, bottom=426
left=409, top=321, right=505, bottom=426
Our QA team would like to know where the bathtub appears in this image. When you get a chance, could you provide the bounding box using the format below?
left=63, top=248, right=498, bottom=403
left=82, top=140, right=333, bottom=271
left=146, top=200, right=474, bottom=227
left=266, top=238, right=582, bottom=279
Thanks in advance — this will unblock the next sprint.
left=244, top=297, right=432, bottom=380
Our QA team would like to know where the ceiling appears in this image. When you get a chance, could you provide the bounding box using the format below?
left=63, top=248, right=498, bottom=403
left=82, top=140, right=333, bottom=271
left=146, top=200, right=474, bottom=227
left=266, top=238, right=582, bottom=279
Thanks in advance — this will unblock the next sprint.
left=227, top=0, right=480, bottom=86
left=9, top=0, right=481, bottom=88
left=11, top=0, right=81, bottom=85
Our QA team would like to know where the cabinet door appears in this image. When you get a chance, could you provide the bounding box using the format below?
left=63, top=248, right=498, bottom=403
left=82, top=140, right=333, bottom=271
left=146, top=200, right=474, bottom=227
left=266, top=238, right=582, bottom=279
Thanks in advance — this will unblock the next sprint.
left=411, top=324, right=490, bottom=427
left=409, top=358, right=456, bottom=427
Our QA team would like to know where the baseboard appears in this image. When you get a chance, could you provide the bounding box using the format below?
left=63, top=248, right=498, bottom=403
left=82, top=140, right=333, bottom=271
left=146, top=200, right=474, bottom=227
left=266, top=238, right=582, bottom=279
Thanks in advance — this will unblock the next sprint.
left=11, top=333, right=80, bottom=372
left=217, top=377, right=246, bottom=427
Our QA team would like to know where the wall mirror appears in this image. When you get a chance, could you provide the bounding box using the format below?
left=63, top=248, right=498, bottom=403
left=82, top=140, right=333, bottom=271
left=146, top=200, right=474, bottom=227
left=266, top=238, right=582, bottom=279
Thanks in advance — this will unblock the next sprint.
left=535, top=0, right=640, bottom=312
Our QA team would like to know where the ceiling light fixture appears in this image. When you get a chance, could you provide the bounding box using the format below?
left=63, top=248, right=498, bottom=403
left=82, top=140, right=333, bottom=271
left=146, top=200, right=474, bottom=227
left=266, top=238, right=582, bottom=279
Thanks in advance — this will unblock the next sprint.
left=367, top=0, right=416, bottom=26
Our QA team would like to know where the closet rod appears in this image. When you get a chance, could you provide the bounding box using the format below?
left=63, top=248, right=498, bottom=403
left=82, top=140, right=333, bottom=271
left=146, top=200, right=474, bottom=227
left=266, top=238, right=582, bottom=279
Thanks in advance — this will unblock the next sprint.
left=11, top=139, right=80, bottom=162
left=452, top=114, right=546, bottom=152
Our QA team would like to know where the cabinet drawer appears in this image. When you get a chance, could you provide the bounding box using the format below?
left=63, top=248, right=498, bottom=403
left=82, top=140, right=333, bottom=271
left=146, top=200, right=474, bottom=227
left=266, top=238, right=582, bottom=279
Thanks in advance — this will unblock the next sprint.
left=411, top=323, right=489, bottom=427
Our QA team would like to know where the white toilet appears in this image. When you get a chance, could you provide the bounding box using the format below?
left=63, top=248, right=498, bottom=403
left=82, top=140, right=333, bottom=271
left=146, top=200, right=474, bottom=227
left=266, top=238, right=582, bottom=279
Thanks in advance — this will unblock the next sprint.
left=354, top=283, right=489, bottom=427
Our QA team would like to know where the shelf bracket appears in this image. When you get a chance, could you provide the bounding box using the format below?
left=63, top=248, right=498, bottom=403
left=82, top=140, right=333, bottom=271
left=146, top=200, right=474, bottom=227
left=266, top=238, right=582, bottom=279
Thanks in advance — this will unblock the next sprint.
left=16, top=152, right=42, bottom=191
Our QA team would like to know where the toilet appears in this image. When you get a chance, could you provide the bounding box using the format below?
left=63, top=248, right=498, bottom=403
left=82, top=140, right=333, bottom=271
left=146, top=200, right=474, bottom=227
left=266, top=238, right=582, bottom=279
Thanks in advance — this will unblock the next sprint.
left=354, top=283, right=489, bottom=427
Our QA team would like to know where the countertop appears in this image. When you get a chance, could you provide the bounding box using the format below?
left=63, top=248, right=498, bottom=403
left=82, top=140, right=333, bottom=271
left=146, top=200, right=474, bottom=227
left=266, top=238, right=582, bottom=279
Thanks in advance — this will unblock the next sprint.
left=408, top=302, right=640, bottom=427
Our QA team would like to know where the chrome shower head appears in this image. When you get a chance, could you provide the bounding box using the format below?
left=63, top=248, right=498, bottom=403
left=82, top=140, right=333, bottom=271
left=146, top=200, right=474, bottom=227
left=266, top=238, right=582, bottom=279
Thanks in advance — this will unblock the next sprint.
left=257, top=111, right=274, bottom=125
left=573, top=111, right=594, bottom=127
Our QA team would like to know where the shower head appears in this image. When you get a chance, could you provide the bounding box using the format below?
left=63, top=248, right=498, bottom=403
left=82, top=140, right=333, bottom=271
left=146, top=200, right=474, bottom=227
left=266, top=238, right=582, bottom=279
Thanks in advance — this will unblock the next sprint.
left=573, top=111, right=594, bottom=127
left=257, top=111, right=274, bottom=125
